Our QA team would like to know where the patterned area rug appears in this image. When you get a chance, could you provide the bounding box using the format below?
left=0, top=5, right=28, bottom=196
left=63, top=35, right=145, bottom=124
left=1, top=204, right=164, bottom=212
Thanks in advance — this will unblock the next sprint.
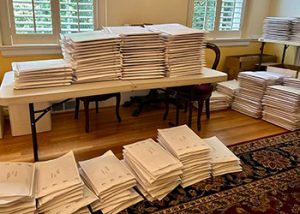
left=124, top=131, right=300, bottom=214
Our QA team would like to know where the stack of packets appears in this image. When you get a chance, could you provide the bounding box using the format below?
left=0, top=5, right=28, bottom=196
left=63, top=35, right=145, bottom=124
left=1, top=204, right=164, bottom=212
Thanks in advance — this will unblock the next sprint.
left=216, top=79, right=240, bottom=104
left=79, top=150, right=142, bottom=214
left=262, top=17, right=295, bottom=41
left=232, top=71, right=286, bottom=118
left=35, top=151, right=97, bottom=214
left=262, top=85, right=300, bottom=131
left=204, top=136, right=242, bottom=176
left=74, top=207, right=92, bottom=214
left=157, top=125, right=211, bottom=188
left=104, top=26, right=165, bottom=80
left=12, top=59, right=72, bottom=89
left=0, top=162, right=36, bottom=214
left=291, top=18, right=300, bottom=42
left=146, top=23, right=206, bottom=78
left=123, top=138, right=183, bottom=201
left=207, top=91, right=231, bottom=111
left=283, top=77, right=300, bottom=89
left=61, top=31, right=122, bottom=83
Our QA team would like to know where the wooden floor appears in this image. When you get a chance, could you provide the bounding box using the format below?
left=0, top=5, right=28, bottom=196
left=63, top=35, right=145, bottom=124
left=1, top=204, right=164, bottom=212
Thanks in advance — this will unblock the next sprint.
left=0, top=105, right=287, bottom=162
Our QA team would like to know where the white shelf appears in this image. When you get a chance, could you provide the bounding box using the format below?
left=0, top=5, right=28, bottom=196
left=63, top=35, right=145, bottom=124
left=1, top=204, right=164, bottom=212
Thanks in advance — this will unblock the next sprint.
left=258, top=38, right=300, bottom=47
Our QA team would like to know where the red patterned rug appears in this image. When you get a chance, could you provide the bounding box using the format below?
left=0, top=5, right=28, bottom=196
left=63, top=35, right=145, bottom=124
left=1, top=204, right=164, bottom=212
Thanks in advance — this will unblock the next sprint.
left=124, top=131, right=300, bottom=214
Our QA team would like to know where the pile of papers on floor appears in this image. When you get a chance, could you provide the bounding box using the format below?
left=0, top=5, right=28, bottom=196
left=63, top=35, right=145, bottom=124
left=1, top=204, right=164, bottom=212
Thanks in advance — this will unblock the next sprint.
left=283, top=77, right=300, bottom=89
left=262, top=17, right=295, bottom=41
left=12, top=59, right=72, bottom=89
left=157, top=125, right=211, bottom=188
left=216, top=79, right=240, bottom=101
left=262, top=85, right=300, bottom=131
left=146, top=23, right=206, bottom=78
left=61, top=31, right=122, bottom=83
left=232, top=71, right=286, bottom=118
left=79, top=150, right=142, bottom=214
left=104, top=26, right=165, bottom=80
left=35, top=151, right=97, bottom=214
left=204, top=136, right=242, bottom=177
left=291, top=18, right=300, bottom=42
left=123, top=138, right=183, bottom=201
left=0, top=162, right=36, bottom=214
left=207, top=91, right=231, bottom=111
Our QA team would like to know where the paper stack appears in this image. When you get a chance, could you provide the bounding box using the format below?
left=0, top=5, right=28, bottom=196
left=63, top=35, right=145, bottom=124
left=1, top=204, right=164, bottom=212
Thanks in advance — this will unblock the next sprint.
left=79, top=150, right=142, bottom=214
left=291, top=18, right=300, bottom=42
left=232, top=71, right=285, bottom=118
left=74, top=207, right=91, bottom=214
left=61, top=31, right=122, bottom=83
left=146, top=23, right=206, bottom=78
left=262, top=85, right=300, bottom=131
left=104, top=26, right=165, bottom=80
left=208, top=91, right=231, bottom=111
left=262, top=17, right=295, bottom=41
left=12, top=59, right=72, bottom=89
left=0, top=162, right=36, bottom=214
left=283, top=77, right=300, bottom=89
left=123, top=138, right=183, bottom=201
left=216, top=79, right=240, bottom=102
left=204, top=136, right=242, bottom=177
left=157, top=125, right=211, bottom=188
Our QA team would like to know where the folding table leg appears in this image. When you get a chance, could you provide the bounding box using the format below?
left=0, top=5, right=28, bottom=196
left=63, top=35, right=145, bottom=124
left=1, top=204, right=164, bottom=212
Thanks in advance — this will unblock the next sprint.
left=29, top=103, right=39, bottom=161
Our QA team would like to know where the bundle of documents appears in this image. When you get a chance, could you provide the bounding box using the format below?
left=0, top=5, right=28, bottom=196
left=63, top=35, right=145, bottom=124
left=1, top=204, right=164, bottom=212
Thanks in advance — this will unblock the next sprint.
left=104, top=26, right=165, bottom=80
left=61, top=31, right=122, bottom=83
left=291, top=18, right=300, bottom=42
left=0, top=162, right=36, bottom=214
left=146, top=23, right=206, bottom=78
left=157, top=125, right=211, bottom=188
left=232, top=71, right=286, bottom=118
left=262, top=85, right=300, bottom=131
left=216, top=79, right=240, bottom=98
left=123, top=138, right=183, bottom=201
left=79, top=150, right=142, bottom=214
left=283, top=77, right=300, bottom=89
left=262, top=17, right=295, bottom=41
left=204, top=136, right=242, bottom=177
left=12, top=59, right=72, bottom=89
left=207, top=91, right=231, bottom=111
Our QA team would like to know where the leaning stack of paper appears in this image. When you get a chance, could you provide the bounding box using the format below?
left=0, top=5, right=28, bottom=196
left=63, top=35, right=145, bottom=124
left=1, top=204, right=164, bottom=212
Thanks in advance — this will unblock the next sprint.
left=262, top=85, right=300, bottom=131
left=123, top=138, right=183, bottom=201
left=79, top=150, right=142, bottom=214
left=232, top=71, right=286, bottom=118
left=283, top=78, right=300, bottom=89
left=61, top=31, right=122, bottom=83
left=216, top=79, right=240, bottom=103
left=0, top=162, right=36, bottom=214
left=146, top=23, right=206, bottom=77
left=12, top=59, right=72, bottom=89
left=291, top=18, right=300, bottom=42
left=104, top=26, right=165, bottom=80
left=204, top=136, right=242, bottom=177
left=36, top=151, right=94, bottom=214
left=262, top=17, right=295, bottom=41
left=208, top=91, right=231, bottom=111
left=74, top=207, right=92, bottom=214
left=157, top=125, right=211, bottom=188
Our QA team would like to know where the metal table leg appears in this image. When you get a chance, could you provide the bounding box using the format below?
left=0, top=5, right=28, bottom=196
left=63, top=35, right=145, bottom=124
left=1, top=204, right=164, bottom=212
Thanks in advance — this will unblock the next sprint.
left=281, top=44, right=289, bottom=64
left=258, top=42, right=265, bottom=70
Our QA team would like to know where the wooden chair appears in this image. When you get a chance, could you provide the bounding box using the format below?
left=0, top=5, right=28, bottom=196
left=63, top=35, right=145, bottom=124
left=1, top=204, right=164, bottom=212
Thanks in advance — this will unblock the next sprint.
left=163, top=42, right=221, bottom=131
left=74, top=93, right=121, bottom=132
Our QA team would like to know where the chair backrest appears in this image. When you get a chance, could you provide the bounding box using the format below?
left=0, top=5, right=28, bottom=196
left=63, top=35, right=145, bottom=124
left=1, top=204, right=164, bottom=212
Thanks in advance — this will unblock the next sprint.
left=205, top=42, right=221, bottom=70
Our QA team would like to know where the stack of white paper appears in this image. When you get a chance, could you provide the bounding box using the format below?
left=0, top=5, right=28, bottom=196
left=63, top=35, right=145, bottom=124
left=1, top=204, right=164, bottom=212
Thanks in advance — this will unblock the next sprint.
left=0, top=162, right=36, bottom=214
left=157, top=125, right=211, bottom=188
left=79, top=150, right=142, bottom=214
left=216, top=79, right=240, bottom=99
left=204, top=136, right=242, bottom=177
left=283, top=77, right=300, bottom=89
left=262, top=17, right=295, bottom=41
left=104, top=26, right=165, bottom=80
left=12, top=59, right=72, bottom=89
left=208, top=91, right=231, bottom=111
left=291, top=18, right=300, bottom=42
left=61, top=31, right=122, bottom=83
left=262, top=85, right=300, bottom=131
left=146, top=24, right=206, bottom=78
left=232, top=71, right=286, bottom=118
left=123, top=138, right=183, bottom=201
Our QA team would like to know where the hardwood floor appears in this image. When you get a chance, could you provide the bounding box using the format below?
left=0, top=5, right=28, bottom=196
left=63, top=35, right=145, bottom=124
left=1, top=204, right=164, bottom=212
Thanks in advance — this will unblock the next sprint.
left=0, top=105, right=287, bottom=162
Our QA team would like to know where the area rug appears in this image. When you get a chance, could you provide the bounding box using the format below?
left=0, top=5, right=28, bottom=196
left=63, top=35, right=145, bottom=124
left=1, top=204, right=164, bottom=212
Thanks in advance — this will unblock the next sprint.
left=124, top=131, right=300, bottom=214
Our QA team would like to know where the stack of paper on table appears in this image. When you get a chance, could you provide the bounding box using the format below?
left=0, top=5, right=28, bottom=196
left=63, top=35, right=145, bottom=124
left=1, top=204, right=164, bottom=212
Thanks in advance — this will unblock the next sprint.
left=204, top=136, right=242, bottom=177
left=104, top=26, right=165, bottom=80
left=0, top=162, right=36, bottom=214
left=291, top=18, right=300, bottom=42
left=283, top=78, right=300, bottom=89
left=36, top=151, right=96, bottom=214
left=123, top=138, right=183, bottom=201
left=262, top=17, right=295, bottom=41
left=262, top=85, right=300, bottom=131
left=146, top=24, right=206, bottom=78
left=157, top=125, right=211, bottom=188
left=232, top=71, right=287, bottom=118
left=61, top=31, right=122, bottom=83
left=79, top=150, right=142, bottom=214
left=12, top=59, right=72, bottom=89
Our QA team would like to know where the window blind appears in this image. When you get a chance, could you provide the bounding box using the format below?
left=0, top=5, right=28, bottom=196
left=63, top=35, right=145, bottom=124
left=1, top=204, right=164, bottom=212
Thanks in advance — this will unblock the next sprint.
left=219, top=0, right=244, bottom=31
left=192, top=0, right=217, bottom=31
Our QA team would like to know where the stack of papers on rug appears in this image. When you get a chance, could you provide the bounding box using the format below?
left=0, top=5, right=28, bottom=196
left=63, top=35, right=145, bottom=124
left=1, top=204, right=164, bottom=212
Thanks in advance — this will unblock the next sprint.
left=283, top=78, right=300, bottom=89
left=0, top=162, right=36, bottom=214
left=61, top=31, right=122, bottom=83
left=146, top=24, right=206, bottom=78
left=123, top=138, right=183, bottom=201
left=157, top=125, right=211, bottom=188
left=232, top=71, right=286, bottom=118
left=262, top=17, right=295, bottom=41
left=104, top=26, right=165, bottom=80
left=79, top=150, right=142, bottom=214
left=12, top=59, right=72, bottom=89
left=204, top=136, right=242, bottom=177
left=36, top=151, right=97, bottom=214
left=262, top=85, right=300, bottom=131
left=291, top=18, right=300, bottom=42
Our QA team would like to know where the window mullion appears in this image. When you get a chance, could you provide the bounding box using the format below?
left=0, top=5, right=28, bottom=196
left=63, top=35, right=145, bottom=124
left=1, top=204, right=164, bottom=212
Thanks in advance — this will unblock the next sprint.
left=214, top=0, right=222, bottom=35
left=76, top=0, right=80, bottom=32
left=51, top=0, right=60, bottom=40
left=31, top=0, right=37, bottom=33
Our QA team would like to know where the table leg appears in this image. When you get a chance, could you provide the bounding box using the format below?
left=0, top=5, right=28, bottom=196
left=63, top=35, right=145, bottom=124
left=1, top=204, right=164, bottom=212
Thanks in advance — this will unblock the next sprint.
left=258, top=42, right=265, bottom=70
left=29, top=103, right=39, bottom=161
left=281, top=44, right=289, bottom=64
